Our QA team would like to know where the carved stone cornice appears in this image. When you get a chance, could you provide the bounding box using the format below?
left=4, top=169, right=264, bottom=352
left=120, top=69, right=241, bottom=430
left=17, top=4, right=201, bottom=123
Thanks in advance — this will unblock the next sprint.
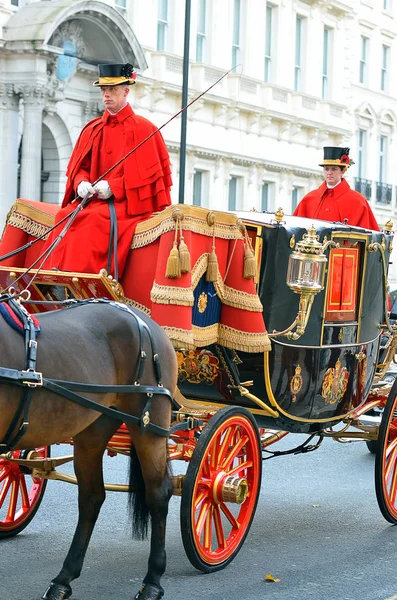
left=0, top=82, right=19, bottom=111
left=83, top=101, right=102, bottom=122
left=15, top=84, right=47, bottom=107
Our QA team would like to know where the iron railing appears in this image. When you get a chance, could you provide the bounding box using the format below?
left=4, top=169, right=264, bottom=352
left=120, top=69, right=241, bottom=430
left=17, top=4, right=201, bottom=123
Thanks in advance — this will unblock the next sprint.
left=354, top=177, right=372, bottom=200
left=376, top=182, right=392, bottom=205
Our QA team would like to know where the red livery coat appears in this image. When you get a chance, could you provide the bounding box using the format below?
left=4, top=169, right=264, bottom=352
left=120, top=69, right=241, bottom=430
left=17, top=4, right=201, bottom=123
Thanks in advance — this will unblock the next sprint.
left=43, top=103, right=172, bottom=276
left=293, top=178, right=379, bottom=231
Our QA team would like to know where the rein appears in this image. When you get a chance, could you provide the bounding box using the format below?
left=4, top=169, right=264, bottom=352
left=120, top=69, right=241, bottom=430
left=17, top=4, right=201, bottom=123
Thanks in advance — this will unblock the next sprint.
left=0, top=297, right=187, bottom=453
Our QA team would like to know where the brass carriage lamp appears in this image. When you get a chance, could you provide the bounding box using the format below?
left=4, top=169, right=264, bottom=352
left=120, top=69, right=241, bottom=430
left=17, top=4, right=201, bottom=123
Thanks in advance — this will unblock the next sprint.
left=287, top=226, right=327, bottom=293
left=270, top=226, right=338, bottom=340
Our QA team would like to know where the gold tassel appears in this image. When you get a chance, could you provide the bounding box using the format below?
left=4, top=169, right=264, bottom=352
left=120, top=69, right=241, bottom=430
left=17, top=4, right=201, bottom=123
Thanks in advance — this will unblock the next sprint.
left=178, top=219, right=191, bottom=274
left=206, top=247, right=218, bottom=282
left=243, top=228, right=256, bottom=279
left=206, top=212, right=218, bottom=282
left=166, top=217, right=181, bottom=278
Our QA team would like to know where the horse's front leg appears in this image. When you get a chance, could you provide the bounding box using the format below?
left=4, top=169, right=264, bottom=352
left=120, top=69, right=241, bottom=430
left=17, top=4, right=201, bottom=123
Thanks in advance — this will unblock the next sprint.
left=42, top=416, right=119, bottom=600
left=132, top=435, right=173, bottom=600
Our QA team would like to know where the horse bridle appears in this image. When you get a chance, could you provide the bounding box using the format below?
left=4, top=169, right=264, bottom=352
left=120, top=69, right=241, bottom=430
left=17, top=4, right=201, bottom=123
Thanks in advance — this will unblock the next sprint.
left=0, top=296, right=189, bottom=453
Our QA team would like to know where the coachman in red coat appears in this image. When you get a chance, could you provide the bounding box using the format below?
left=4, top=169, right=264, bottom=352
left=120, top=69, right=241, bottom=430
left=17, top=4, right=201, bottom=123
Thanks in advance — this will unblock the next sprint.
left=44, top=63, right=172, bottom=278
left=293, top=147, right=379, bottom=231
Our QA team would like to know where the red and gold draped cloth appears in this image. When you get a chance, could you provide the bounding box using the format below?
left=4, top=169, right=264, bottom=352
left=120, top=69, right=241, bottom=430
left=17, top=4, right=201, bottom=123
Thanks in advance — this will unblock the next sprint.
left=121, top=205, right=270, bottom=353
left=0, top=200, right=270, bottom=353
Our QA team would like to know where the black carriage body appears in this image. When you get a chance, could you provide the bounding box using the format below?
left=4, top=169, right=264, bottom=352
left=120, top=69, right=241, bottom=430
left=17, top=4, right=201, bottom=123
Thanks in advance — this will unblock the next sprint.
left=179, top=212, right=391, bottom=433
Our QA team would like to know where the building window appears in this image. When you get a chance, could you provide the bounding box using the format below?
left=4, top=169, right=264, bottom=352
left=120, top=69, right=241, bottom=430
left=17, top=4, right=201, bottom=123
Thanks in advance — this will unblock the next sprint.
left=294, top=16, right=303, bottom=92
left=229, top=176, right=241, bottom=210
left=359, top=37, right=368, bottom=84
left=384, top=0, right=390, bottom=10
left=261, top=182, right=270, bottom=211
left=11, top=0, right=19, bottom=5
left=232, top=0, right=241, bottom=66
left=115, top=0, right=127, bottom=7
left=196, top=0, right=206, bottom=62
left=264, top=5, right=273, bottom=83
left=157, top=0, right=168, bottom=51
left=357, top=129, right=367, bottom=179
left=322, top=27, right=330, bottom=99
left=193, top=171, right=203, bottom=206
left=379, top=136, right=387, bottom=183
left=381, top=45, right=389, bottom=92
left=291, top=186, right=303, bottom=211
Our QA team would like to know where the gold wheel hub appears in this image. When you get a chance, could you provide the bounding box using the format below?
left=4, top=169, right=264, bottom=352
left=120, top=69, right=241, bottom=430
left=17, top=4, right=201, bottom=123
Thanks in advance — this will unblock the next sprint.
left=213, top=472, right=249, bottom=505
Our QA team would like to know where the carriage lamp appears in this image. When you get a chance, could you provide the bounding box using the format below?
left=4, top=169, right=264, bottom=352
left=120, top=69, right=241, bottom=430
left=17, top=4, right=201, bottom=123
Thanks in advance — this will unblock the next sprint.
left=269, top=226, right=338, bottom=341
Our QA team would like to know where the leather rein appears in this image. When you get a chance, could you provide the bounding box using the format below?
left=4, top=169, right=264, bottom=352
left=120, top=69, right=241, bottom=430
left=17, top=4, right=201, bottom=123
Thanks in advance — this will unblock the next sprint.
left=0, top=296, right=186, bottom=453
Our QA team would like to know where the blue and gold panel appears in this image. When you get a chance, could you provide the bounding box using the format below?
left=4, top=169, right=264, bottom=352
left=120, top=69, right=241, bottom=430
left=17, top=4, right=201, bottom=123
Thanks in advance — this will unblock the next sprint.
left=192, top=275, right=221, bottom=328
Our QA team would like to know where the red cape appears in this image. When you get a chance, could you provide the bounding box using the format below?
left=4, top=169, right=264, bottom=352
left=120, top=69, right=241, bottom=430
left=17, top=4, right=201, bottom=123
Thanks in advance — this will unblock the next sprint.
left=293, top=179, right=379, bottom=231
left=63, top=104, right=172, bottom=216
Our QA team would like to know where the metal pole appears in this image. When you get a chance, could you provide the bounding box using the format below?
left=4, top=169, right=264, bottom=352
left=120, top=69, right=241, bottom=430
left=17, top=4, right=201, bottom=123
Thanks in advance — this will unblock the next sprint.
left=178, top=0, right=191, bottom=205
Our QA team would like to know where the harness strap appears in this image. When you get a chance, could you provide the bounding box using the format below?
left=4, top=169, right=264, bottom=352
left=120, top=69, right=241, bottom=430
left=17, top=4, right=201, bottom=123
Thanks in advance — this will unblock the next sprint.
left=42, top=379, right=173, bottom=437
left=107, top=198, right=119, bottom=281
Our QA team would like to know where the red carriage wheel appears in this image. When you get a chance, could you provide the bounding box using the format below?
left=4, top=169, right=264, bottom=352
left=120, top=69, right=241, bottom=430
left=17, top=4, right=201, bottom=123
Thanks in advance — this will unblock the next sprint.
left=375, top=380, right=397, bottom=523
left=0, top=446, right=50, bottom=538
left=180, top=406, right=262, bottom=572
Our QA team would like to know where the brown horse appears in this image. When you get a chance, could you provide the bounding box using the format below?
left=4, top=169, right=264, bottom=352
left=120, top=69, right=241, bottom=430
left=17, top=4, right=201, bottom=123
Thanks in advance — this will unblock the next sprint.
left=0, top=298, right=178, bottom=600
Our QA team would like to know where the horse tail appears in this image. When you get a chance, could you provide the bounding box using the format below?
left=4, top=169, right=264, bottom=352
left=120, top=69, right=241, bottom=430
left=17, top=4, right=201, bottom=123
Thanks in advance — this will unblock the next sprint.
left=128, top=443, right=149, bottom=540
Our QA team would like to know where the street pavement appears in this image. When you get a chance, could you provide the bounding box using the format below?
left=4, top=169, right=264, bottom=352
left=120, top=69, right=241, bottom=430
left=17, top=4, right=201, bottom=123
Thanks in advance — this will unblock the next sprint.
left=2, top=435, right=397, bottom=600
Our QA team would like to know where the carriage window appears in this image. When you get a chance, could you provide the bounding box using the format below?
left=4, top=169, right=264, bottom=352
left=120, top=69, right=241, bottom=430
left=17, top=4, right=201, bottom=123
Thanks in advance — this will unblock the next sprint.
left=325, top=241, right=361, bottom=322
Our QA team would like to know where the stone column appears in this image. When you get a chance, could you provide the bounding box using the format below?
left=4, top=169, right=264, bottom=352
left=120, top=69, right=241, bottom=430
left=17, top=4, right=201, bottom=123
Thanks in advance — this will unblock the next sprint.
left=0, top=83, right=20, bottom=226
left=17, top=85, right=46, bottom=202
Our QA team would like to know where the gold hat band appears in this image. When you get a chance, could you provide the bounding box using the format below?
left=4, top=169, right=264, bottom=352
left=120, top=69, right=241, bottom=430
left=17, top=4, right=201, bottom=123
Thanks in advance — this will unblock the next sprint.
left=93, top=76, right=135, bottom=86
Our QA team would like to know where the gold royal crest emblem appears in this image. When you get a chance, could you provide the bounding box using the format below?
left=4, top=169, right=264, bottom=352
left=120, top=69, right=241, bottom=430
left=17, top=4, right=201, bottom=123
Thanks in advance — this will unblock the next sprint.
left=321, top=359, right=349, bottom=405
left=289, top=365, right=303, bottom=402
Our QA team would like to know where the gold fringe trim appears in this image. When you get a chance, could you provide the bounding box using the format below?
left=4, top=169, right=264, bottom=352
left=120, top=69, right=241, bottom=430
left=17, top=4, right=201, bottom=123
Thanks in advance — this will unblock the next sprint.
left=162, top=323, right=271, bottom=353
left=132, top=205, right=242, bottom=249
left=218, top=324, right=271, bottom=353
left=123, top=297, right=151, bottom=316
left=13, top=199, right=56, bottom=227
left=150, top=282, right=195, bottom=306
left=162, top=326, right=195, bottom=349
left=191, top=323, right=220, bottom=347
left=6, top=206, right=52, bottom=240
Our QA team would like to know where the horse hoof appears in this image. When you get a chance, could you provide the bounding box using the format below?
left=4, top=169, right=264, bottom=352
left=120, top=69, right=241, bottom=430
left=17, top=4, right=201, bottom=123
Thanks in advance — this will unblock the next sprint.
left=41, top=582, right=72, bottom=600
left=134, top=583, right=164, bottom=599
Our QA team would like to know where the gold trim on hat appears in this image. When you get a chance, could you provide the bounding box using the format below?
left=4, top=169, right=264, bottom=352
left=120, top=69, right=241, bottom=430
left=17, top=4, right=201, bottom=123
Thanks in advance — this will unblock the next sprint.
left=93, top=76, right=135, bottom=87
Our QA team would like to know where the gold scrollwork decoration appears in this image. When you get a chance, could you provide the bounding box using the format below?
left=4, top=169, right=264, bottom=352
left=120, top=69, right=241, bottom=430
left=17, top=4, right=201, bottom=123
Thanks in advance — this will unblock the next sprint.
left=289, top=235, right=295, bottom=249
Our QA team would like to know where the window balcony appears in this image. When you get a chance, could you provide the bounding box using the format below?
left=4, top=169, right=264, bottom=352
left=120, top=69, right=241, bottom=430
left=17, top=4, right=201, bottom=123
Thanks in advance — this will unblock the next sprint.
left=376, top=182, right=392, bottom=205
left=355, top=177, right=372, bottom=200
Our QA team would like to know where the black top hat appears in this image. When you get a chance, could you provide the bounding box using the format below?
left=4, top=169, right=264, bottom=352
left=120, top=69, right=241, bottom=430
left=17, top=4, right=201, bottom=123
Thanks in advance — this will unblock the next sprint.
left=319, top=147, right=354, bottom=169
left=93, top=63, right=136, bottom=86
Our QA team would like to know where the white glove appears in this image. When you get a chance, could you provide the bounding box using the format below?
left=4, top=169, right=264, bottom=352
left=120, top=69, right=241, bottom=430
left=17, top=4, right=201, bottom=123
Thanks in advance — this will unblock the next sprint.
left=77, top=181, right=95, bottom=198
left=93, top=180, right=113, bottom=200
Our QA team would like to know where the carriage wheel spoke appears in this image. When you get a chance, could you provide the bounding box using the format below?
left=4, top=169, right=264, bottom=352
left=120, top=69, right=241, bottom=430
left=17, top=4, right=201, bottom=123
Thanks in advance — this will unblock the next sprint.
left=226, top=458, right=252, bottom=480
left=0, top=476, right=12, bottom=508
left=220, top=501, right=239, bottom=530
left=213, top=504, right=225, bottom=549
left=211, top=428, right=233, bottom=469
left=203, top=504, right=214, bottom=551
left=385, top=443, right=397, bottom=481
left=195, top=499, right=211, bottom=537
left=222, top=435, right=248, bottom=471
left=6, top=480, right=18, bottom=522
left=193, top=483, right=210, bottom=512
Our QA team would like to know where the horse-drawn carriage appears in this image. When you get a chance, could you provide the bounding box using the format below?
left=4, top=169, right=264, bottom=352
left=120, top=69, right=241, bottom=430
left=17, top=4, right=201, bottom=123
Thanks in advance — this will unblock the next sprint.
left=0, top=198, right=396, bottom=599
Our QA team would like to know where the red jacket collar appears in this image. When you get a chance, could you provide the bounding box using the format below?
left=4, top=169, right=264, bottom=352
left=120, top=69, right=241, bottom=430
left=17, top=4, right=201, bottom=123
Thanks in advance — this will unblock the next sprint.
left=102, top=102, right=134, bottom=125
